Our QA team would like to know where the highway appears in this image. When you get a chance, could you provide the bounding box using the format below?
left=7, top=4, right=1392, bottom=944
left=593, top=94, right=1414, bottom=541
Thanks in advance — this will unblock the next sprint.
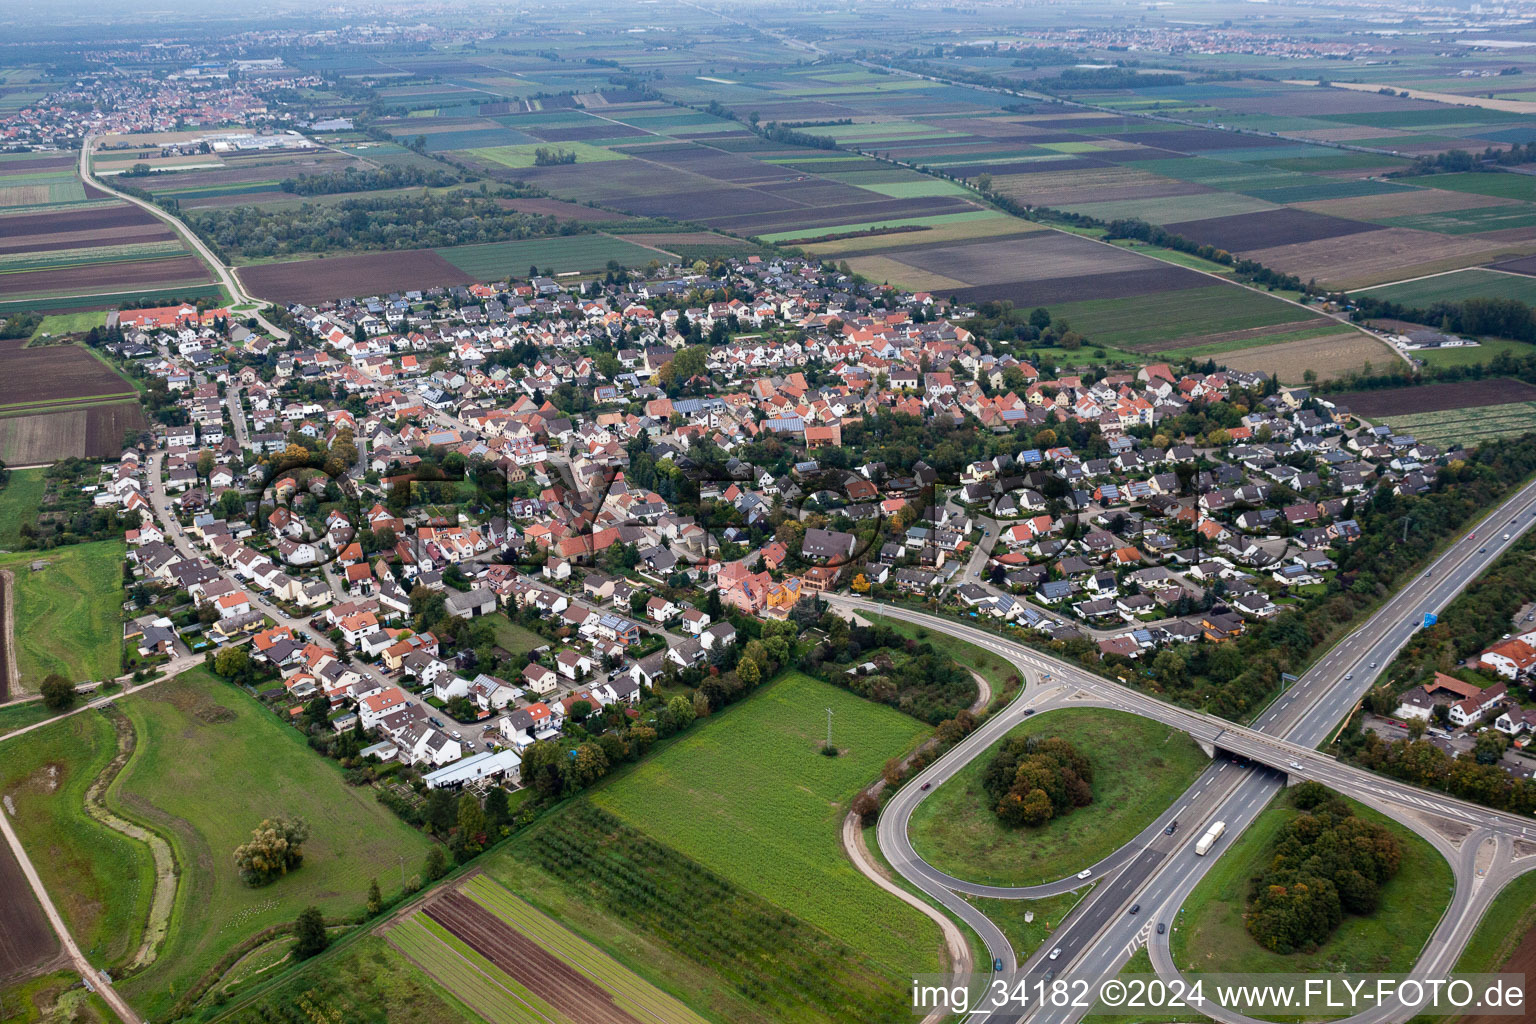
left=830, top=472, right=1536, bottom=1024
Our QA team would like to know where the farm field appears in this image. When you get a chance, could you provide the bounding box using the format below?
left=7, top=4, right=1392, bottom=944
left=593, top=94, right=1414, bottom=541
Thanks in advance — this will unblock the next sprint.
left=113, top=668, right=436, bottom=1020
left=0, top=399, right=146, bottom=465
left=384, top=876, right=713, bottom=1024
left=907, top=708, right=1208, bottom=887
left=0, top=152, right=212, bottom=310
left=585, top=671, right=937, bottom=972
left=1365, top=401, right=1536, bottom=447
left=0, top=540, right=124, bottom=688
left=1354, top=268, right=1536, bottom=307
left=1334, top=378, right=1536, bottom=418
left=1035, top=285, right=1321, bottom=352
left=1217, top=331, right=1395, bottom=383
left=238, top=250, right=474, bottom=305
left=1170, top=791, right=1452, bottom=975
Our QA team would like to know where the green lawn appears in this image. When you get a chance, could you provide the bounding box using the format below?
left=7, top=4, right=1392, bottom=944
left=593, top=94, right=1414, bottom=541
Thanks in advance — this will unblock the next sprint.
left=0, top=467, right=46, bottom=548
left=29, top=310, right=108, bottom=340
left=588, top=671, right=939, bottom=974
left=490, top=612, right=547, bottom=659
left=113, top=669, right=435, bottom=1019
left=1417, top=172, right=1536, bottom=201
left=1171, top=791, right=1453, bottom=975
left=907, top=708, right=1209, bottom=886
left=969, top=887, right=1091, bottom=965
left=1414, top=336, right=1532, bottom=368
left=0, top=711, right=155, bottom=967
left=0, top=540, right=124, bottom=687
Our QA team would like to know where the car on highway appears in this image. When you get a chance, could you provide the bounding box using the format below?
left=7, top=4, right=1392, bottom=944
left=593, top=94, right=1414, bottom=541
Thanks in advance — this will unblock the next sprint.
left=1129, top=904, right=1140, bottom=915
left=1077, top=869, right=1092, bottom=879
left=1506, top=533, right=1512, bottom=540
left=1480, top=547, right=1488, bottom=553
left=993, top=957, right=1004, bottom=972
left=1288, top=760, right=1301, bottom=769
left=1157, top=923, right=1166, bottom=935
left=1345, top=672, right=1353, bottom=680
left=920, top=782, right=931, bottom=790
left=1369, top=662, right=1377, bottom=668
left=1049, top=947, right=1062, bottom=960
left=1165, top=821, right=1178, bottom=835
left=1023, top=708, right=1036, bottom=716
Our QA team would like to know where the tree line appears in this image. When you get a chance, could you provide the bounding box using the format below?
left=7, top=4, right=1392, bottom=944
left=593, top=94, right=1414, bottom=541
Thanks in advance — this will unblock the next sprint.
left=1350, top=293, right=1536, bottom=345
left=186, top=191, right=586, bottom=260
left=280, top=164, right=459, bottom=194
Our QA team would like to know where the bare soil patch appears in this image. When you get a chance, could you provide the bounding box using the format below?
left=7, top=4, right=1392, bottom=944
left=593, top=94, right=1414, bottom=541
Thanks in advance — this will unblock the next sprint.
left=0, top=347, right=136, bottom=406
left=0, top=256, right=210, bottom=298
left=1219, top=332, right=1394, bottom=384
left=1165, top=208, right=1376, bottom=252
left=1334, top=378, right=1536, bottom=418
left=0, top=835, right=57, bottom=981
left=1458, top=924, right=1536, bottom=1024
left=1247, top=228, right=1521, bottom=289
left=496, top=196, right=628, bottom=222
left=238, top=250, right=473, bottom=305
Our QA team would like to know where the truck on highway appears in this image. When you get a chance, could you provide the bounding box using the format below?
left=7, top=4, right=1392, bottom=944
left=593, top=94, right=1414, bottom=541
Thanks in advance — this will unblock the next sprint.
left=1195, top=821, right=1227, bottom=856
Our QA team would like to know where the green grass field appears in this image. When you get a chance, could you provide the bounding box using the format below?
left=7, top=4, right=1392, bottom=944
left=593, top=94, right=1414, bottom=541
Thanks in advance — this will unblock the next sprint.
left=970, top=887, right=1091, bottom=965
left=1171, top=791, right=1453, bottom=975
left=0, top=540, right=124, bottom=686
left=1414, top=336, right=1532, bottom=368
left=588, top=670, right=938, bottom=972
left=758, top=209, right=997, bottom=243
left=0, top=467, right=46, bottom=547
left=1355, top=268, right=1536, bottom=306
left=435, top=235, right=662, bottom=278
left=29, top=310, right=109, bottom=339
left=490, top=613, right=548, bottom=659
left=0, top=283, right=229, bottom=316
left=907, top=708, right=1208, bottom=886
left=1417, top=172, right=1536, bottom=201
left=114, top=668, right=435, bottom=1018
left=0, top=698, right=59, bottom=734
left=0, top=711, right=155, bottom=966
left=1046, top=285, right=1316, bottom=350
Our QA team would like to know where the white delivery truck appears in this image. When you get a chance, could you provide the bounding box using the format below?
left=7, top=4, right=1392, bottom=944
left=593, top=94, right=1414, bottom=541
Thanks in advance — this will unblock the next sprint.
left=1195, top=820, right=1227, bottom=856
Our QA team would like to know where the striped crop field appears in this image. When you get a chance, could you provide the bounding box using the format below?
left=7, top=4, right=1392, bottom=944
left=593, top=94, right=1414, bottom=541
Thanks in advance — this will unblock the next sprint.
left=387, top=876, right=713, bottom=1024
left=1381, top=401, right=1536, bottom=447
left=0, top=239, right=185, bottom=274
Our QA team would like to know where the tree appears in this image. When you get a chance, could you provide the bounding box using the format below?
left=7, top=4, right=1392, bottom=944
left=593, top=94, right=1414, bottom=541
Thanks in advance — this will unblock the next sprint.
left=484, top=787, right=510, bottom=831
left=668, top=693, right=696, bottom=730
left=292, top=906, right=328, bottom=959
left=214, top=645, right=250, bottom=679
left=423, top=845, right=448, bottom=881
left=851, top=791, right=880, bottom=825
left=737, top=657, right=761, bottom=686
left=456, top=792, right=488, bottom=854
left=365, top=878, right=382, bottom=916
left=233, top=816, right=310, bottom=886
left=40, top=673, right=76, bottom=711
